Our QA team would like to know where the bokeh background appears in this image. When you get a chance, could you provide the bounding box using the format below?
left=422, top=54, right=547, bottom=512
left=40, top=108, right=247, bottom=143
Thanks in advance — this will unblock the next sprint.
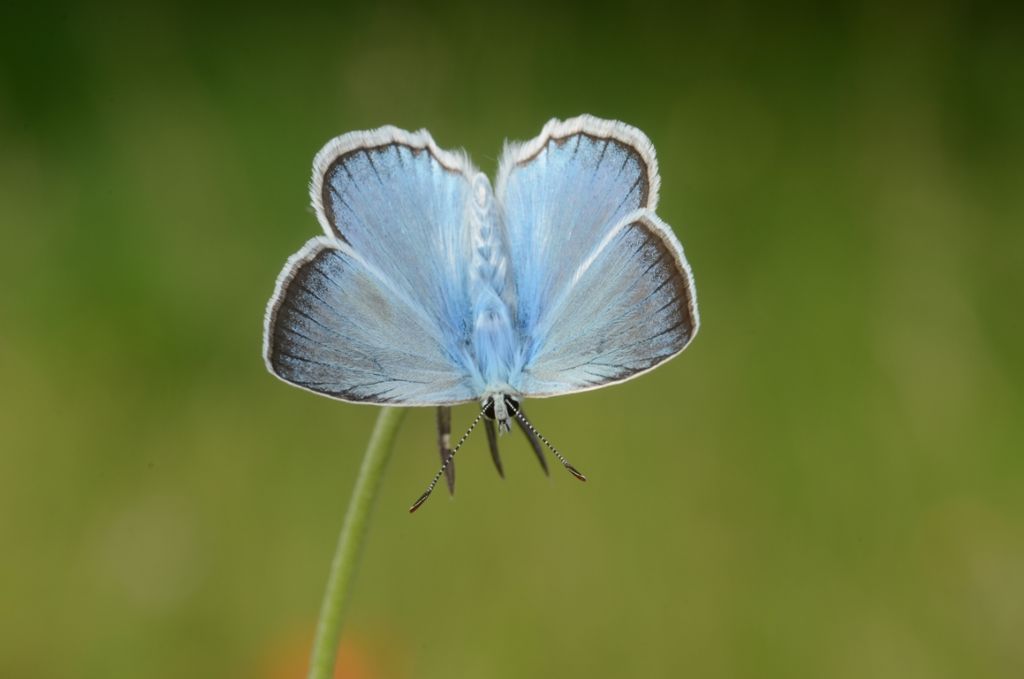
left=2, top=2, right=1022, bottom=678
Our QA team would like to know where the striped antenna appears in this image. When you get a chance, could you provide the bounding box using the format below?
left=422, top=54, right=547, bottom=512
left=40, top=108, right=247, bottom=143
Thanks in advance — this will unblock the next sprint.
left=512, top=407, right=587, bottom=482
left=409, top=403, right=488, bottom=513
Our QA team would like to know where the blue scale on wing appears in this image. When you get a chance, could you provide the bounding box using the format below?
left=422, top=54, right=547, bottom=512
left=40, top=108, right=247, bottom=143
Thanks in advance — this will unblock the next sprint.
left=320, top=143, right=472, bottom=361
left=266, top=117, right=699, bottom=407
left=268, top=240, right=478, bottom=404
left=495, top=118, right=698, bottom=397
left=265, top=129, right=484, bottom=405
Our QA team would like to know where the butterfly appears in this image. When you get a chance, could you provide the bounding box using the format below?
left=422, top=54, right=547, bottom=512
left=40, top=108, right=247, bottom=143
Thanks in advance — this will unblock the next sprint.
left=263, top=115, right=699, bottom=511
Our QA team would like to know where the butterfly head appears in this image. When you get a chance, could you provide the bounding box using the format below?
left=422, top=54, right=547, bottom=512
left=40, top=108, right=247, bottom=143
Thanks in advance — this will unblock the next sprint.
left=483, top=393, right=520, bottom=434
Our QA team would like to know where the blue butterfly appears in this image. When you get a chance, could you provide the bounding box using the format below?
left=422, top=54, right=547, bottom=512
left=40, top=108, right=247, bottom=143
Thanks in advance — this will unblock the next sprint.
left=263, top=115, right=699, bottom=511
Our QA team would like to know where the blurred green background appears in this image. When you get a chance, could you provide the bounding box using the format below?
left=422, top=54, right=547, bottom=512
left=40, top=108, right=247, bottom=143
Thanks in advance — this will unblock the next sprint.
left=2, top=2, right=1023, bottom=678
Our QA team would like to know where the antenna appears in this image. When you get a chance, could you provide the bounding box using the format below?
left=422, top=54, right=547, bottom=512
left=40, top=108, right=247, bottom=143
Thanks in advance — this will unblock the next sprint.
left=409, top=403, right=487, bottom=513
left=512, top=408, right=587, bottom=482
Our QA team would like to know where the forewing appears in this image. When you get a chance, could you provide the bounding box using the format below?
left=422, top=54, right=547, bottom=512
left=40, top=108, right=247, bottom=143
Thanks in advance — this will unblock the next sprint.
left=495, top=115, right=660, bottom=338
left=311, top=126, right=478, bottom=383
left=496, top=116, right=698, bottom=396
left=264, top=237, right=477, bottom=405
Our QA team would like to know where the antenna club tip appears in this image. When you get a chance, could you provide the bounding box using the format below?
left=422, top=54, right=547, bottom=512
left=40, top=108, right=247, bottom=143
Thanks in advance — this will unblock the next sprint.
left=409, top=491, right=432, bottom=513
left=565, top=464, right=587, bottom=482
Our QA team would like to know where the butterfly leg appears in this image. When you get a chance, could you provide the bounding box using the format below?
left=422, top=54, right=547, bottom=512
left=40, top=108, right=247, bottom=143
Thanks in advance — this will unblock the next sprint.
left=436, top=406, right=455, bottom=495
left=513, top=407, right=550, bottom=476
left=483, top=418, right=504, bottom=478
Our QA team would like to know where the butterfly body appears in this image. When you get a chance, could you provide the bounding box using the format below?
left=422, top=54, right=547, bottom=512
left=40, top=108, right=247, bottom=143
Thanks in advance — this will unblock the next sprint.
left=265, top=115, right=698, bottom=434
left=467, top=172, right=518, bottom=408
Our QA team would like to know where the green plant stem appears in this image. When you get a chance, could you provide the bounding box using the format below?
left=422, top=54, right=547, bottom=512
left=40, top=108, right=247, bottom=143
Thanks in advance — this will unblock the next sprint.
left=307, top=406, right=407, bottom=679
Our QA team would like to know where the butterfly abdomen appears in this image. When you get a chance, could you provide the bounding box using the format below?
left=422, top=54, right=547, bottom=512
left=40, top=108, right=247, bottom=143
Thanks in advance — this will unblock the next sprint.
left=467, top=173, right=517, bottom=390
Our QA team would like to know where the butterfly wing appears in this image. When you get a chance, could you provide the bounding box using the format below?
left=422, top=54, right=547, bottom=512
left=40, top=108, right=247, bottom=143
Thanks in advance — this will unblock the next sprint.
left=496, top=116, right=699, bottom=397
left=263, top=127, right=481, bottom=405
